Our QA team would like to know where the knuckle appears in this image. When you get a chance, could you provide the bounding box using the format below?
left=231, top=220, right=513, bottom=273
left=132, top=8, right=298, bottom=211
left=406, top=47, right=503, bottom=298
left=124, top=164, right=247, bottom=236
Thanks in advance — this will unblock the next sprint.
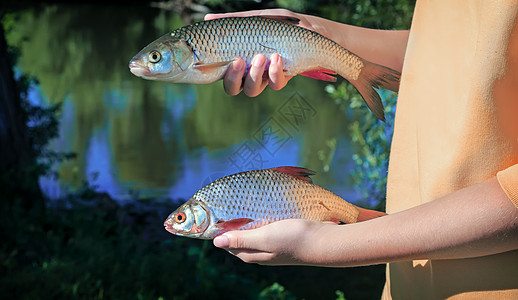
left=231, top=234, right=245, bottom=249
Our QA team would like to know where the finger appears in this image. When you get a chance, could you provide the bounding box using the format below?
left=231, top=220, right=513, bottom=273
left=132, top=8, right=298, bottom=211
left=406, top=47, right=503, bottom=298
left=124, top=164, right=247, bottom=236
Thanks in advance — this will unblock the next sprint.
left=223, top=58, right=246, bottom=96
left=322, top=221, right=339, bottom=225
left=204, top=9, right=291, bottom=21
left=204, top=11, right=259, bottom=20
left=243, top=54, right=268, bottom=97
left=268, top=53, right=291, bottom=91
left=213, top=228, right=267, bottom=251
left=213, top=234, right=230, bottom=248
left=229, top=249, right=276, bottom=264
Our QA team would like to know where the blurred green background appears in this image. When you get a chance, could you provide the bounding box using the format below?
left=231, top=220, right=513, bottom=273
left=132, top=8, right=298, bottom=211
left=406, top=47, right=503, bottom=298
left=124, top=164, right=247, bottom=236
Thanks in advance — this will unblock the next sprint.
left=0, top=0, right=414, bottom=299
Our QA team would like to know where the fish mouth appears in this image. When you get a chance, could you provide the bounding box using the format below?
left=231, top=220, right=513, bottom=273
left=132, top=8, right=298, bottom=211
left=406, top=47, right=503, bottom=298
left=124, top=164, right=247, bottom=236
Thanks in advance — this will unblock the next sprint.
left=164, top=218, right=174, bottom=233
left=128, top=59, right=150, bottom=77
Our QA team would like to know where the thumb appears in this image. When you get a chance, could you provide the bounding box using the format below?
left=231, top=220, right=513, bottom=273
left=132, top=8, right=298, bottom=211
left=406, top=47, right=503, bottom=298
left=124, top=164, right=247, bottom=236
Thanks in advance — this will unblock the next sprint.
left=213, top=234, right=231, bottom=248
left=213, top=228, right=266, bottom=250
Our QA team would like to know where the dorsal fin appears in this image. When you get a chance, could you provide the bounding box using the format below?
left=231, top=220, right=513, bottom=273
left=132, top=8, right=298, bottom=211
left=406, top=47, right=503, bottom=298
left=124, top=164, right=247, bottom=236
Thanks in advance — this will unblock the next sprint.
left=271, top=166, right=315, bottom=183
left=258, top=15, right=300, bottom=25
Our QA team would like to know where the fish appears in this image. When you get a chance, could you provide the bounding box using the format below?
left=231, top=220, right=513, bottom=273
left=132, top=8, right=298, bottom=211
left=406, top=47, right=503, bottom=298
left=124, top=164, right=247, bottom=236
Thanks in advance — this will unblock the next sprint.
left=129, top=16, right=400, bottom=121
left=164, top=166, right=386, bottom=239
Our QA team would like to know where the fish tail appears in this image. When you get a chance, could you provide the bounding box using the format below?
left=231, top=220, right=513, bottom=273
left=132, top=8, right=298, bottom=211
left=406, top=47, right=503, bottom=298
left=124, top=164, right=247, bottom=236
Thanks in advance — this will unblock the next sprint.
left=356, top=207, right=387, bottom=222
left=347, top=61, right=401, bottom=122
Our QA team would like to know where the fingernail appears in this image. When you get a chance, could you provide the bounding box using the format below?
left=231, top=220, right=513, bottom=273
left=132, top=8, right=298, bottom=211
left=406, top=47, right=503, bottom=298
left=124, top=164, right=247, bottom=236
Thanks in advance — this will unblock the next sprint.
left=233, top=58, right=245, bottom=72
left=213, top=234, right=229, bottom=248
left=271, top=53, right=281, bottom=65
left=252, top=55, right=266, bottom=68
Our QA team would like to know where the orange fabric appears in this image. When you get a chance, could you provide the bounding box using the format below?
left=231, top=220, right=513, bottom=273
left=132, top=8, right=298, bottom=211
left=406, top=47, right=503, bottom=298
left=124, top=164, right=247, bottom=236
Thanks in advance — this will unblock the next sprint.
left=382, top=0, right=518, bottom=299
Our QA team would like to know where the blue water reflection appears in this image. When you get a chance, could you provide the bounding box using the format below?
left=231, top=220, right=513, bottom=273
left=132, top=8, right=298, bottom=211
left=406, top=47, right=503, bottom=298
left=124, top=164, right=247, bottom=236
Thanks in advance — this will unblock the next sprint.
left=168, top=138, right=301, bottom=200
left=35, top=77, right=360, bottom=203
left=85, top=124, right=127, bottom=199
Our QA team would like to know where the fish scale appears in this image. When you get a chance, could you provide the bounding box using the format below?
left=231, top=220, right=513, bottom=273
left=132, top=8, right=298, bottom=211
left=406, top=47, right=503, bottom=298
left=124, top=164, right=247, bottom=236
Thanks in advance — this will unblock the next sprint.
left=164, top=167, right=387, bottom=239
left=175, top=17, right=361, bottom=78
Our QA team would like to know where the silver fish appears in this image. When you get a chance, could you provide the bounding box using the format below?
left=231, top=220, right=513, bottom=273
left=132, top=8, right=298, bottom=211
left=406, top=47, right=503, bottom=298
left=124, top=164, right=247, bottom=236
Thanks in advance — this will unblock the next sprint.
left=164, top=167, right=386, bottom=239
left=129, top=16, right=400, bottom=121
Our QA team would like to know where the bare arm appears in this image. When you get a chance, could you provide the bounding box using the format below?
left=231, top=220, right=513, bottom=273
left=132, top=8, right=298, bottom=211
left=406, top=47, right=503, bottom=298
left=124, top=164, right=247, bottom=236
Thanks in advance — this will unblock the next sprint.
left=213, top=177, right=518, bottom=266
left=318, top=23, right=409, bottom=73
left=205, top=9, right=409, bottom=96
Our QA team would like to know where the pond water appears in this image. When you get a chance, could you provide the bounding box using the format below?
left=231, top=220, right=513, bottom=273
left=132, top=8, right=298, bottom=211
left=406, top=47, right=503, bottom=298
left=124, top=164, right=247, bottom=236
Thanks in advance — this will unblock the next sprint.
left=6, top=4, right=363, bottom=205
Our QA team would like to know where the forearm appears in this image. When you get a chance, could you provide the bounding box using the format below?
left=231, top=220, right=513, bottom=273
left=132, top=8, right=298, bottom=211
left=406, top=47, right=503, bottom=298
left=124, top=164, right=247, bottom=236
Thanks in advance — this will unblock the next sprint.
left=310, top=177, right=518, bottom=267
left=303, top=15, right=410, bottom=72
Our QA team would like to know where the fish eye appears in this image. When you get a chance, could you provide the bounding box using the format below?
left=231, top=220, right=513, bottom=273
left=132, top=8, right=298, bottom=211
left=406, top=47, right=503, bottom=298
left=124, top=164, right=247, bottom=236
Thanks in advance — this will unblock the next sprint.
left=149, top=50, right=161, bottom=63
left=174, top=212, right=186, bottom=223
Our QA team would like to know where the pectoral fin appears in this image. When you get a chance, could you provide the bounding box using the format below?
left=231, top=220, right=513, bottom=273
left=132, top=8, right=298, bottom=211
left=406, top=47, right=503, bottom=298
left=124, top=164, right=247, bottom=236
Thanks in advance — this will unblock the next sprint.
left=215, top=218, right=254, bottom=230
left=193, top=60, right=234, bottom=72
left=299, top=69, right=337, bottom=82
left=356, top=207, right=387, bottom=222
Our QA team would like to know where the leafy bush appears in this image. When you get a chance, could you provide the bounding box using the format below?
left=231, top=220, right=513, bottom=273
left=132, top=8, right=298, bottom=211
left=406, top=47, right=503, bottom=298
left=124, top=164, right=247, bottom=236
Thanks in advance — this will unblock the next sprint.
left=326, top=84, right=397, bottom=209
left=0, top=195, right=261, bottom=299
left=314, top=0, right=414, bottom=210
left=278, top=0, right=415, bottom=30
left=259, top=282, right=297, bottom=300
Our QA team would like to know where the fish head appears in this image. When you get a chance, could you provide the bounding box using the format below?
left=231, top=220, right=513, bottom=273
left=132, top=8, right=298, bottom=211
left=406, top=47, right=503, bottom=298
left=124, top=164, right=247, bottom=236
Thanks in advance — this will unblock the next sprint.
left=129, top=33, right=194, bottom=81
left=164, top=198, right=211, bottom=238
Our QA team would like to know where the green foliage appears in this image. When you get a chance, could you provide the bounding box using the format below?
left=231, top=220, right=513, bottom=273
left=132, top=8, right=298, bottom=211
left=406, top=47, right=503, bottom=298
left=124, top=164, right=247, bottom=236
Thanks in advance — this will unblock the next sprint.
left=0, top=198, right=258, bottom=299
left=326, top=84, right=397, bottom=208
left=278, top=0, right=415, bottom=29
left=258, top=282, right=297, bottom=300
left=0, top=31, right=75, bottom=212
left=317, top=0, right=414, bottom=209
left=22, top=98, right=77, bottom=177
left=335, top=290, right=347, bottom=300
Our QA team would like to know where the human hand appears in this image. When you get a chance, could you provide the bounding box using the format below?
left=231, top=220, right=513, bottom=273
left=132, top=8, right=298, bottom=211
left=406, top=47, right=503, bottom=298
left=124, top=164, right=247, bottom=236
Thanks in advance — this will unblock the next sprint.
left=218, top=53, right=291, bottom=97
left=204, top=9, right=332, bottom=97
left=212, top=218, right=335, bottom=266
